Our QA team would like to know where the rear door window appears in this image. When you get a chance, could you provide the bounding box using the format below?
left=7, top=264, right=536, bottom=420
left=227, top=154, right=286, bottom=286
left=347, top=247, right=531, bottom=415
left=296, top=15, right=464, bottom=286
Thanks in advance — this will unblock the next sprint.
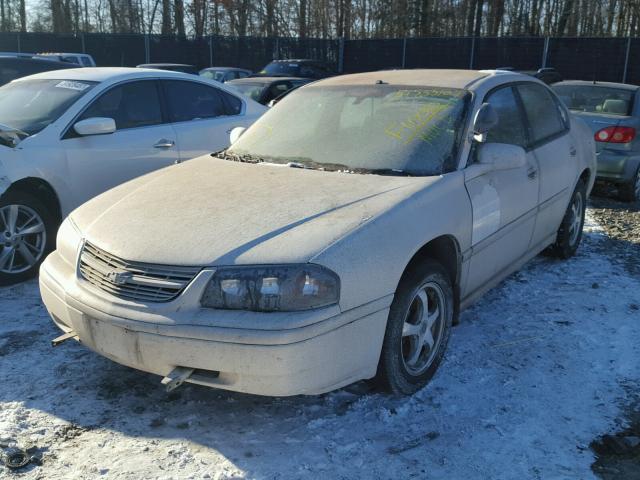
left=516, top=83, right=567, bottom=145
left=79, top=80, right=162, bottom=130
left=163, top=80, right=230, bottom=122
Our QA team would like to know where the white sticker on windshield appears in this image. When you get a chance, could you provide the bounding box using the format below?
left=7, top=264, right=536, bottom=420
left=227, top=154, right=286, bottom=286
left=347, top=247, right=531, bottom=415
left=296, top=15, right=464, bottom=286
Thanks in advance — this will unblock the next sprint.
left=55, top=81, right=91, bottom=91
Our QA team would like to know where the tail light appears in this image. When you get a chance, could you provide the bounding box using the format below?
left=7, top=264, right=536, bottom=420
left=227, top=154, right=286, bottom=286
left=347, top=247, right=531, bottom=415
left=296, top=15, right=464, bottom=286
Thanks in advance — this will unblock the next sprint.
left=594, top=126, right=636, bottom=143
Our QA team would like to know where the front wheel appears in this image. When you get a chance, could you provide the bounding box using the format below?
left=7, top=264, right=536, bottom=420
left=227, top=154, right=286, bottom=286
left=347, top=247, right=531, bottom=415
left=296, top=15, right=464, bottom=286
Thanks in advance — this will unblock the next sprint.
left=550, top=180, right=587, bottom=259
left=618, top=167, right=640, bottom=203
left=0, top=191, right=55, bottom=286
left=375, top=259, right=453, bottom=395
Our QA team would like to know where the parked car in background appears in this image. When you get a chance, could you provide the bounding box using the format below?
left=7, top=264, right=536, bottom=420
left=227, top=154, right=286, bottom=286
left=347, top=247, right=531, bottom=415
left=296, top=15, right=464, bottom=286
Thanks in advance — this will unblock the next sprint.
left=228, top=76, right=311, bottom=105
left=200, top=67, right=252, bottom=83
left=0, top=67, right=265, bottom=284
left=257, top=59, right=334, bottom=79
left=0, top=56, right=76, bottom=86
left=136, top=63, right=198, bottom=74
left=267, top=84, right=305, bottom=107
left=37, top=53, right=96, bottom=67
left=497, top=67, right=563, bottom=85
left=42, top=69, right=595, bottom=398
left=553, top=80, right=640, bottom=201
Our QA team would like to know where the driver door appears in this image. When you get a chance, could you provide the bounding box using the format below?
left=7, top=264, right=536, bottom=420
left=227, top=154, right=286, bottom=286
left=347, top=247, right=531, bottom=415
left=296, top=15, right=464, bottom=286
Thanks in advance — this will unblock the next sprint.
left=62, top=80, right=179, bottom=206
left=463, top=85, right=540, bottom=297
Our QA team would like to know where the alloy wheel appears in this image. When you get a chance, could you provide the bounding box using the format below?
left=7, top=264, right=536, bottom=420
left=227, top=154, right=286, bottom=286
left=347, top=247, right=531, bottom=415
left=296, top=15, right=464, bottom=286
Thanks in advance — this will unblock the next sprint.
left=401, top=281, right=446, bottom=375
left=0, top=204, right=47, bottom=274
left=568, top=191, right=583, bottom=247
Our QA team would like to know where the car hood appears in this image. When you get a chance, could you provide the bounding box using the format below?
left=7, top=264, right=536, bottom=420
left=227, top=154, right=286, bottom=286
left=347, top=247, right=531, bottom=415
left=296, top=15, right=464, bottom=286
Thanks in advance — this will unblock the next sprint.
left=71, top=156, right=438, bottom=267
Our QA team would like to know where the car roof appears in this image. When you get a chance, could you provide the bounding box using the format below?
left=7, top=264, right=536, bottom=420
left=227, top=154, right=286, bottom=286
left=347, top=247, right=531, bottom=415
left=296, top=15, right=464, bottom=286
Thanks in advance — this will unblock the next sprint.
left=269, top=59, right=320, bottom=64
left=314, top=69, right=519, bottom=89
left=13, top=67, right=200, bottom=83
left=203, top=66, right=250, bottom=71
left=228, top=76, right=303, bottom=84
left=137, top=63, right=194, bottom=67
left=39, top=52, right=90, bottom=56
left=552, top=80, right=640, bottom=90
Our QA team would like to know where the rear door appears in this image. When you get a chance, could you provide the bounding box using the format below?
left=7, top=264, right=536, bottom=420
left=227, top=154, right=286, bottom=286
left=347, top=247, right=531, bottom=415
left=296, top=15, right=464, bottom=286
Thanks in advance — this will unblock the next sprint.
left=161, top=79, right=246, bottom=160
left=515, top=82, right=576, bottom=247
left=62, top=80, right=179, bottom=206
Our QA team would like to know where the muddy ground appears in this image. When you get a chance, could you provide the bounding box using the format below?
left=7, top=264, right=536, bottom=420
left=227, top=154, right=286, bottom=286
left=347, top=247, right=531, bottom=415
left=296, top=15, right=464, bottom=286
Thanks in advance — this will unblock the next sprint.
left=588, top=192, right=640, bottom=480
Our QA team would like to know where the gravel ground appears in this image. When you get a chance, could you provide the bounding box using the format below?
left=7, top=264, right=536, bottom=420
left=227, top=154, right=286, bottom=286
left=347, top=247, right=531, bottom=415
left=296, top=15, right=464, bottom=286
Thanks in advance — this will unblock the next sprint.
left=0, top=195, right=638, bottom=479
left=587, top=192, right=640, bottom=480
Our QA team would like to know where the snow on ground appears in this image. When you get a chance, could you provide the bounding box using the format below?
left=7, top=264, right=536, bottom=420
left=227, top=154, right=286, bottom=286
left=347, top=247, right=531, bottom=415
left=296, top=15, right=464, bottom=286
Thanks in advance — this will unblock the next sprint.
left=1, top=210, right=639, bottom=479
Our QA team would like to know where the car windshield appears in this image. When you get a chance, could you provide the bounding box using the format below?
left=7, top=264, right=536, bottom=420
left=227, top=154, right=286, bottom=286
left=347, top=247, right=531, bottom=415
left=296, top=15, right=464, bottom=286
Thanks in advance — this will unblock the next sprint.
left=0, top=78, right=97, bottom=135
left=552, top=84, right=634, bottom=116
left=202, top=70, right=226, bottom=82
left=260, top=62, right=300, bottom=76
left=232, top=83, right=266, bottom=101
left=227, top=84, right=470, bottom=176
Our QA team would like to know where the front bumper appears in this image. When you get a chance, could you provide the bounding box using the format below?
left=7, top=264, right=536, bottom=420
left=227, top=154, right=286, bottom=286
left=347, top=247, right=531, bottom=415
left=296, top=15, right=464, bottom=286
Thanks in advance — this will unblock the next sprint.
left=596, top=150, right=640, bottom=183
left=39, top=251, right=390, bottom=396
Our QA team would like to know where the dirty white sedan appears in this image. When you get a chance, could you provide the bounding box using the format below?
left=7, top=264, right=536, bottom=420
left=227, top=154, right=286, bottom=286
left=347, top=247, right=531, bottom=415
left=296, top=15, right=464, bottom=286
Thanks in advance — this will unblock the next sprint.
left=40, top=70, right=596, bottom=396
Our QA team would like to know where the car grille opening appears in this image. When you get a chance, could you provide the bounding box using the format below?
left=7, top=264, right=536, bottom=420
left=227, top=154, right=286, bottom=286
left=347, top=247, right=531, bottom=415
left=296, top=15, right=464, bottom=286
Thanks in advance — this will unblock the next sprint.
left=79, top=242, right=201, bottom=303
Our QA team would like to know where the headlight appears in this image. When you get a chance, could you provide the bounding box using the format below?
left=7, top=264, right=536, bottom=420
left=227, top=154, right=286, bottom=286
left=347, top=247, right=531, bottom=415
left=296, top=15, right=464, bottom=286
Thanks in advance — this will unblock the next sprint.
left=201, top=264, right=340, bottom=312
left=56, top=217, right=82, bottom=265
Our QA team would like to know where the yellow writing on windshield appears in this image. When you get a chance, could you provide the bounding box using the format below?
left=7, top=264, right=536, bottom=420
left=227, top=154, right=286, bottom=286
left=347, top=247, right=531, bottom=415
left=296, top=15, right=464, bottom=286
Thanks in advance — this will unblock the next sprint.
left=384, top=103, right=448, bottom=144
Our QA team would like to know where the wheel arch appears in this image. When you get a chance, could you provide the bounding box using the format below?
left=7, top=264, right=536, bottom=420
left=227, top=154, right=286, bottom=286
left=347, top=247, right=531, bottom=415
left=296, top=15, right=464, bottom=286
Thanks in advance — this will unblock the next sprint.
left=1, top=177, right=62, bottom=225
left=400, top=234, right=462, bottom=325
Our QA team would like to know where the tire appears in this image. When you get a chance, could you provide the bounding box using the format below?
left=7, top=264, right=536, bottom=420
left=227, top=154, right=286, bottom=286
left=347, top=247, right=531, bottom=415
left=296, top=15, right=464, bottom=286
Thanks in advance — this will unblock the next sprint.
left=375, top=259, right=454, bottom=395
left=618, top=167, right=640, bottom=203
left=0, top=190, right=56, bottom=286
left=550, top=180, right=587, bottom=259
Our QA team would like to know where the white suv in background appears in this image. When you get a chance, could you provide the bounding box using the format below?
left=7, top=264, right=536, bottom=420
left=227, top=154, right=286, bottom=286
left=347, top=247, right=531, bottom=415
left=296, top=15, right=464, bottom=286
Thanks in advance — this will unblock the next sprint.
left=0, top=67, right=266, bottom=284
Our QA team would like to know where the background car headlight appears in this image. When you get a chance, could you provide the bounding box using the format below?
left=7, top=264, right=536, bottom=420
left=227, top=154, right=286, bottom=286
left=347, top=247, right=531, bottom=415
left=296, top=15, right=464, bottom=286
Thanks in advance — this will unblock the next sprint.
left=201, top=264, right=340, bottom=312
left=56, top=216, right=82, bottom=266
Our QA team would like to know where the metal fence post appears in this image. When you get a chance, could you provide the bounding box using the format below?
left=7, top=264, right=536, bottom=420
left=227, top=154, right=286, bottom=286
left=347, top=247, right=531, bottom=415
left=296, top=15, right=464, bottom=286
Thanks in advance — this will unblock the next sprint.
left=338, top=37, right=345, bottom=73
left=209, top=35, right=214, bottom=67
left=144, top=34, right=150, bottom=63
left=401, top=38, right=407, bottom=68
left=623, top=37, right=631, bottom=83
left=541, top=37, right=550, bottom=68
left=16, top=32, right=20, bottom=53
left=469, top=37, right=475, bottom=70
left=274, top=37, right=279, bottom=60
left=81, top=33, right=85, bottom=53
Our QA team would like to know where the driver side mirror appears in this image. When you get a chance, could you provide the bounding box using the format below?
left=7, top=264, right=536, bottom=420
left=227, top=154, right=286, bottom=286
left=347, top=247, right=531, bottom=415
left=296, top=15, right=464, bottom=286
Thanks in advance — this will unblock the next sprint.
left=472, top=103, right=498, bottom=142
left=229, top=126, right=246, bottom=144
left=74, top=117, right=116, bottom=136
left=477, top=142, right=527, bottom=171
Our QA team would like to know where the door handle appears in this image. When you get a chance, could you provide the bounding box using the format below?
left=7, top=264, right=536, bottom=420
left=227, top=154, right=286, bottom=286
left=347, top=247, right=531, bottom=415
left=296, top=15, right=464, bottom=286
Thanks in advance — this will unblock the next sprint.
left=153, top=139, right=175, bottom=149
left=569, top=146, right=577, bottom=156
left=527, top=167, right=538, bottom=180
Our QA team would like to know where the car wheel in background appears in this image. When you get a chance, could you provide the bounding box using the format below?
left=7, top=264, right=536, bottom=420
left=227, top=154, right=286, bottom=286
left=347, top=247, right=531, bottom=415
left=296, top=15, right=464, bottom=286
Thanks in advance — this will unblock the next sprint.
left=375, top=259, right=453, bottom=395
left=551, top=179, right=587, bottom=259
left=618, top=167, right=640, bottom=203
left=0, top=191, right=55, bottom=286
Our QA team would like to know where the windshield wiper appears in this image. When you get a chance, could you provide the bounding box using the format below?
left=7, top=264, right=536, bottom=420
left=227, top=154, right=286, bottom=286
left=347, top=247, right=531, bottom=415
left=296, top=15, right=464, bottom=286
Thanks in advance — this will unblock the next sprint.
left=355, top=168, right=411, bottom=176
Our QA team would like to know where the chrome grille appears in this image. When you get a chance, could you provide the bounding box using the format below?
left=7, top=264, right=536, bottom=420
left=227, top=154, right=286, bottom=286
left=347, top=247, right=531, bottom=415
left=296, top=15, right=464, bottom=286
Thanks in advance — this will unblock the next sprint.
left=79, top=242, right=201, bottom=303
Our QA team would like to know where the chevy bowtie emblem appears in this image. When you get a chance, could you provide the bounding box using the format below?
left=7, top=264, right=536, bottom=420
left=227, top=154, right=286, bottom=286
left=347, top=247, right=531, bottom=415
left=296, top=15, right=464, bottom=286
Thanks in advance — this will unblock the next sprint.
left=106, top=271, right=132, bottom=285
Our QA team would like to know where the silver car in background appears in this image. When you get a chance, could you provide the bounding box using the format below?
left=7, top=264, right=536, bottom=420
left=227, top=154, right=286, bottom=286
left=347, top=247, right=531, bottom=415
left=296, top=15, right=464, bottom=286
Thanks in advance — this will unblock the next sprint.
left=553, top=80, right=640, bottom=201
